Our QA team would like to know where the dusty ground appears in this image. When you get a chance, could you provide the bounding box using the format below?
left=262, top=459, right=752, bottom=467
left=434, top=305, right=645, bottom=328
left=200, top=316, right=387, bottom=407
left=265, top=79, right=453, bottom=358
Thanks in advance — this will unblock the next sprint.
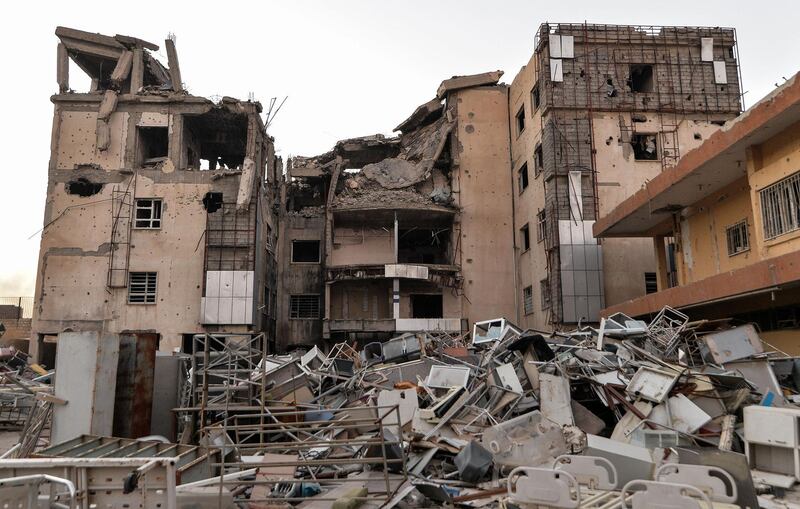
left=0, top=430, right=20, bottom=455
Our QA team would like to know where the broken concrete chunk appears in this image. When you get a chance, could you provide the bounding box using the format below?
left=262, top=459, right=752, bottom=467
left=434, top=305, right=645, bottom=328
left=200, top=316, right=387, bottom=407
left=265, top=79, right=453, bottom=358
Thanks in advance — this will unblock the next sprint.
left=436, top=70, right=504, bottom=99
left=394, top=97, right=444, bottom=133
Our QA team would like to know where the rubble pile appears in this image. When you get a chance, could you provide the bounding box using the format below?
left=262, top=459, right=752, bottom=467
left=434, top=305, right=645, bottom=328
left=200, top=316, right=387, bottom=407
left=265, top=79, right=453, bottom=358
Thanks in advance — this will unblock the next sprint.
left=5, top=310, right=800, bottom=507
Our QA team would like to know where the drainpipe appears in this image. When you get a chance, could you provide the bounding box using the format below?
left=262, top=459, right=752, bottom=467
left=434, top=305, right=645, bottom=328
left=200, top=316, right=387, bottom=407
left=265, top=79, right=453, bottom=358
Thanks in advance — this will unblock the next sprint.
left=506, top=86, right=521, bottom=324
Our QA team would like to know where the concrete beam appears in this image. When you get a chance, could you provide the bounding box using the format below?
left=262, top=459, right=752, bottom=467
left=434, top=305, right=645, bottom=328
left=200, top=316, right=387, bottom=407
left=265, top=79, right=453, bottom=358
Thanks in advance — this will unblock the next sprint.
left=164, top=38, right=183, bottom=92
left=436, top=70, right=504, bottom=99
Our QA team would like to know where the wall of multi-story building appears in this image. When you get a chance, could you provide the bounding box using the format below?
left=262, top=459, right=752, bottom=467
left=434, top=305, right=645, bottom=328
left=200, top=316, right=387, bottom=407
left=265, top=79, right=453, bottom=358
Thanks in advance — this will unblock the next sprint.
left=451, top=86, right=518, bottom=324
left=509, top=23, right=742, bottom=329
left=275, top=211, right=326, bottom=349
left=32, top=29, right=279, bottom=355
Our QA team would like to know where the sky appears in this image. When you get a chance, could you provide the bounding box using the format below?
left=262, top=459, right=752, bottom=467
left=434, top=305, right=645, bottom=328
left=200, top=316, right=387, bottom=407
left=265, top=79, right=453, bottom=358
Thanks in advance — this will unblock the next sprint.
left=0, top=0, right=797, bottom=296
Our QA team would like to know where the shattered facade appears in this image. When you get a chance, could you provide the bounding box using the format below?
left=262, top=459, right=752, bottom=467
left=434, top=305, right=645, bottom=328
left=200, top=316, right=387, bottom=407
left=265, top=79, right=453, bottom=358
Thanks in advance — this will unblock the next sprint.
left=277, top=72, right=516, bottom=349
left=31, top=27, right=280, bottom=355
left=509, top=24, right=742, bottom=329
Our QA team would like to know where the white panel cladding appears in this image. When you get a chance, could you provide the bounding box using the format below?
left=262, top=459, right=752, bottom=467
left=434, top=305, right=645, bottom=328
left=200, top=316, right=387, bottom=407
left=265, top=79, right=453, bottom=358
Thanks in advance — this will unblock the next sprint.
left=396, top=318, right=461, bottom=332
left=550, top=59, right=563, bottom=82
left=201, top=296, right=254, bottom=325
left=713, top=61, right=728, bottom=84
left=205, top=271, right=254, bottom=298
left=701, top=37, right=714, bottom=62
left=558, top=220, right=604, bottom=323
left=385, top=264, right=429, bottom=280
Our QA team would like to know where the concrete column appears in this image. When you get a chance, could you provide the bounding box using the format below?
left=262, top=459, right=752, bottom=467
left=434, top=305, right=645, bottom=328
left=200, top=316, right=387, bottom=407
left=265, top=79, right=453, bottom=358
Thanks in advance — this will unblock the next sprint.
left=28, top=334, right=45, bottom=364
left=653, top=236, right=668, bottom=291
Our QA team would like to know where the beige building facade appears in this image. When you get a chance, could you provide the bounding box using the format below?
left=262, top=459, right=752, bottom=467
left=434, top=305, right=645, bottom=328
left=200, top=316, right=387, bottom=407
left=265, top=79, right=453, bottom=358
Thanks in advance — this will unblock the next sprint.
left=276, top=74, right=516, bottom=350
left=32, top=28, right=279, bottom=356
left=508, top=23, right=742, bottom=330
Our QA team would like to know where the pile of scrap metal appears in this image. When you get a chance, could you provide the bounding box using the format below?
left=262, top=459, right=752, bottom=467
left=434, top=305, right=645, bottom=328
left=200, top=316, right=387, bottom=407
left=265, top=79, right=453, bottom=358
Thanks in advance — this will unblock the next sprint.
left=165, top=314, right=800, bottom=507
left=6, top=312, right=800, bottom=508
left=0, top=346, right=55, bottom=456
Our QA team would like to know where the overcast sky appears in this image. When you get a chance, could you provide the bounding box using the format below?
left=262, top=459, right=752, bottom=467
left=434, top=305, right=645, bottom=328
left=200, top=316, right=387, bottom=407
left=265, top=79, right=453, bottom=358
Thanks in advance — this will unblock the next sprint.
left=0, top=0, right=797, bottom=296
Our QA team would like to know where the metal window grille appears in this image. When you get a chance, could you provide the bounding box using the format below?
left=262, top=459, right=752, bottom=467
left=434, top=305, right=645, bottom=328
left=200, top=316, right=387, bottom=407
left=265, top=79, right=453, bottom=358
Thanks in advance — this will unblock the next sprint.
left=725, top=220, right=750, bottom=255
left=537, top=209, right=547, bottom=242
left=644, top=272, right=658, bottom=294
left=128, top=272, right=157, bottom=304
left=760, top=172, right=800, bottom=240
left=540, top=279, right=551, bottom=310
left=523, top=286, right=534, bottom=315
left=290, top=294, right=320, bottom=319
left=134, top=199, right=162, bottom=229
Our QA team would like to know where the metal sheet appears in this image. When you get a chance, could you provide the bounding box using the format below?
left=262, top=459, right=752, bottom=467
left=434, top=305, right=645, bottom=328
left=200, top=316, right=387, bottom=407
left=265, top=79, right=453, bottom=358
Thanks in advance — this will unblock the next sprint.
left=113, top=333, right=157, bottom=438
left=626, top=366, right=679, bottom=403
left=426, top=365, right=470, bottom=389
left=700, top=324, right=763, bottom=364
left=539, top=373, right=574, bottom=426
left=714, top=61, right=728, bottom=84
left=701, top=37, right=714, bottom=62
left=52, top=332, right=120, bottom=444
left=550, top=59, right=563, bottom=82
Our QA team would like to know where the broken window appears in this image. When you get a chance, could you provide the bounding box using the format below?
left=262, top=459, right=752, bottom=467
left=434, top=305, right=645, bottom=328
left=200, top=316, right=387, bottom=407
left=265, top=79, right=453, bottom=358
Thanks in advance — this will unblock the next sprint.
left=520, top=224, right=530, bottom=252
left=537, top=209, right=547, bottom=242
left=398, top=229, right=450, bottom=265
left=289, top=294, right=320, bottom=319
left=540, top=279, right=551, bottom=310
left=531, top=83, right=541, bottom=111
left=183, top=109, right=248, bottom=170
left=516, top=105, right=525, bottom=135
left=629, top=64, right=654, bottom=93
left=134, top=198, right=162, bottom=229
left=518, top=163, right=529, bottom=193
left=136, top=126, right=169, bottom=167
left=534, top=144, right=544, bottom=177
left=128, top=272, right=157, bottom=304
left=66, top=177, right=103, bottom=197
left=202, top=192, right=223, bottom=213
left=291, top=240, right=320, bottom=263
left=410, top=294, right=443, bottom=319
left=645, top=272, right=658, bottom=294
left=631, top=134, right=658, bottom=161
left=726, top=220, right=750, bottom=255
left=760, top=173, right=800, bottom=240
left=523, top=286, right=534, bottom=315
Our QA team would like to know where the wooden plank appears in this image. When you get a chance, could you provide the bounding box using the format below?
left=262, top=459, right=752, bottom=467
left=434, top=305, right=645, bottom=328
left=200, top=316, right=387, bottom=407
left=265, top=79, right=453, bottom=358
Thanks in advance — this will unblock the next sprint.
left=164, top=38, right=183, bottom=92
left=56, top=43, right=69, bottom=93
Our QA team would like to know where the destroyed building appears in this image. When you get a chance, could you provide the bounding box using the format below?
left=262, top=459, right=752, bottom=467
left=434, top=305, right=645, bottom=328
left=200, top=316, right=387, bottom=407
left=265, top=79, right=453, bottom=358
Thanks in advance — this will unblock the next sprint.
left=277, top=72, right=516, bottom=349
left=508, top=24, right=743, bottom=329
left=9, top=20, right=800, bottom=509
left=596, top=71, right=800, bottom=354
left=30, top=27, right=280, bottom=359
